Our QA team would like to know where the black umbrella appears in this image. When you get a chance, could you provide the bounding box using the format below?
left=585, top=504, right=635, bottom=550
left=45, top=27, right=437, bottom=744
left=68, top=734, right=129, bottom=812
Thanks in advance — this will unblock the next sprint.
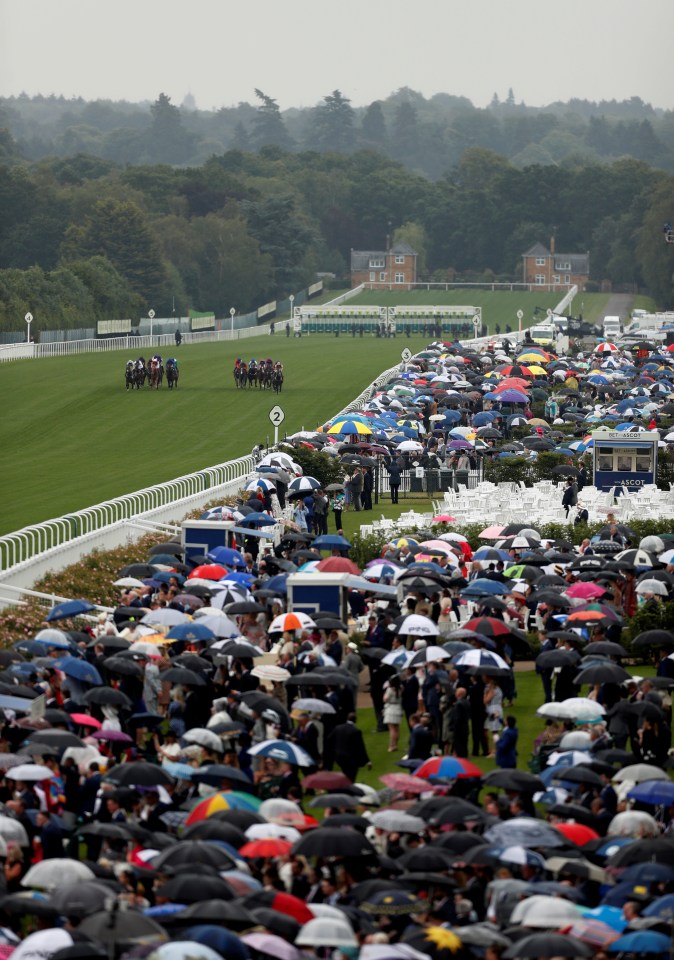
left=28, top=729, right=86, bottom=749
left=248, top=906, right=301, bottom=941
left=175, top=899, right=257, bottom=930
left=607, top=838, right=674, bottom=868
left=291, top=827, right=377, bottom=858
left=323, top=813, right=370, bottom=832
left=397, top=847, right=455, bottom=872
left=117, top=564, right=158, bottom=579
left=483, top=769, right=545, bottom=792
left=78, top=822, right=141, bottom=842
left=536, top=650, right=580, bottom=669
left=105, top=762, right=175, bottom=787
left=546, top=803, right=599, bottom=827
left=173, top=653, right=212, bottom=672
left=224, top=601, right=267, bottom=615
left=431, top=832, right=485, bottom=854
left=181, top=821, right=247, bottom=846
left=49, top=881, right=117, bottom=918
left=552, top=766, right=603, bottom=787
left=82, top=687, right=132, bottom=709
left=153, top=872, right=235, bottom=904
left=153, top=839, right=236, bottom=873
left=208, top=808, right=265, bottom=830
left=162, top=666, right=207, bottom=686
left=575, top=662, right=632, bottom=685
left=503, top=933, right=592, bottom=958
left=584, top=641, right=628, bottom=657
left=410, top=796, right=486, bottom=826
left=77, top=908, right=168, bottom=946
left=191, top=764, right=255, bottom=791
left=103, top=656, right=143, bottom=678
left=239, top=691, right=291, bottom=731
left=149, top=542, right=183, bottom=557
left=633, top=629, right=674, bottom=648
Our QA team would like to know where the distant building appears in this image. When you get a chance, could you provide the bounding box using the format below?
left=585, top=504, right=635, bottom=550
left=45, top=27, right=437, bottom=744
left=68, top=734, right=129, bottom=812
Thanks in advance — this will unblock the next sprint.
left=522, top=238, right=589, bottom=290
left=350, top=243, right=417, bottom=288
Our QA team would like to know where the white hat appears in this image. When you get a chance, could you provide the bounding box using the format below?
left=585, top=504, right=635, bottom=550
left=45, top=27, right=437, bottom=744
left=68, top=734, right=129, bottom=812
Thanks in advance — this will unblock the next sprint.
left=347, top=642, right=358, bottom=651
left=511, top=582, right=528, bottom=595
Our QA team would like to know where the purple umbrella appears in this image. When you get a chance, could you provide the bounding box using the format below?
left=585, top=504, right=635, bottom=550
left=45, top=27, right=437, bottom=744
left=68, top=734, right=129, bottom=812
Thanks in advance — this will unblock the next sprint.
left=447, top=439, right=473, bottom=450
left=91, top=730, right=134, bottom=743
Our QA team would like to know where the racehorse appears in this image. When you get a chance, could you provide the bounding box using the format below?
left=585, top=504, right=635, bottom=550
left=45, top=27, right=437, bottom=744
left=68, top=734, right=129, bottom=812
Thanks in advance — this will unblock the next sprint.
left=260, top=361, right=273, bottom=390
left=149, top=356, right=163, bottom=389
left=166, top=358, right=179, bottom=389
left=272, top=367, right=284, bottom=394
left=248, top=361, right=259, bottom=389
left=125, top=361, right=136, bottom=390
left=134, top=357, right=147, bottom=388
left=234, top=362, right=248, bottom=389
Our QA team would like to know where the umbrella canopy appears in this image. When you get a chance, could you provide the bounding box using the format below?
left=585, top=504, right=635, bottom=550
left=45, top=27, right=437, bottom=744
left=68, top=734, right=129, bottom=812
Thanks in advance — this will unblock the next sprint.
left=484, top=817, right=565, bottom=848
left=503, top=933, right=591, bottom=958
left=291, top=827, right=377, bottom=859
left=22, top=859, right=95, bottom=891
left=46, top=600, right=95, bottom=622
left=248, top=739, right=315, bottom=767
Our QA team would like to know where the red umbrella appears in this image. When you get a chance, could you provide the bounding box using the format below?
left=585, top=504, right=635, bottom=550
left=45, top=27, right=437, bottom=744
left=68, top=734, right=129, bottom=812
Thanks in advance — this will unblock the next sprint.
left=415, top=756, right=484, bottom=779
left=303, top=771, right=353, bottom=791
left=380, top=773, right=430, bottom=794
left=463, top=617, right=514, bottom=637
left=242, top=890, right=314, bottom=924
left=188, top=564, right=228, bottom=581
left=554, top=822, right=600, bottom=845
left=239, top=838, right=293, bottom=859
left=70, top=713, right=102, bottom=729
left=316, top=557, right=361, bottom=575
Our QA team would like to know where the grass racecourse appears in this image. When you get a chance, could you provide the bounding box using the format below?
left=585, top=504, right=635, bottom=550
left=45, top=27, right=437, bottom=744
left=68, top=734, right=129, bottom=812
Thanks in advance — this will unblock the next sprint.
left=0, top=289, right=649, bottom=536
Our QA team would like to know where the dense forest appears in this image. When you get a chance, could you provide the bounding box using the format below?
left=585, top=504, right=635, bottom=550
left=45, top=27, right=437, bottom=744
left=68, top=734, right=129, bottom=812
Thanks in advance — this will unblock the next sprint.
left=0, top=87, right=673, bottom=331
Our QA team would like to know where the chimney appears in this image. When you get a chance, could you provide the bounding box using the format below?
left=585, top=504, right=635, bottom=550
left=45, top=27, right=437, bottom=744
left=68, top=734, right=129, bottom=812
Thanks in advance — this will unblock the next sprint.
left=550, top=235, right=555, bottom=255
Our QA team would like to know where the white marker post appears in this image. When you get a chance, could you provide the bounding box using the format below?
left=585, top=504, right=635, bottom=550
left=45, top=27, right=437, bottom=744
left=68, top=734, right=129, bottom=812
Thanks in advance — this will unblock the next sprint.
left=472, top=314, right=481, bottom=340
left=517, top=309, right=524, bottom=335
left=269, top=405, right=285, bottom=447
left=148, top=308, right=155, bottom=340
left=25, top=312, right=33, bottom=343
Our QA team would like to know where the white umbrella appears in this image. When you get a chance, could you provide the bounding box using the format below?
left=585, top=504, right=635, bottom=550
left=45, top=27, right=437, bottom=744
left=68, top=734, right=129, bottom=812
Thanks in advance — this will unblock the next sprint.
left=245, top=822, right=301, bottom=842
left=396, top=614, right=439, bottom=637
left=558, top=731, right=593, bottom=750
left=258, top=798, right=305, bottom=826
left=510, top=894, right=580, bottom=928
left=537, top=698, right=605, bottom=722
left=453, top=649, right=509, bottom=670
left=269, top=612, right=316, bottom=633
left=613, top=763, right=669, bottom=783
left=296, top=919, right=357, bottom=948
left=639, top=535, right=665, bottom=555
left=251, top=664, right=291, bottom=683
left=408, top=645, right=452, bottom=666
left=636, top=579, right=668, bottom=596
left=368, top=811, right=426, bottom=833
left=396, top=440, right=424, bottom=452
left=292, top=697, right=336, bottom=715
left=182, top=728, right=223, bottom=752
left=5, top=764, right=54, bottom=782
left=607, top=810, right=660, bottom=838
left=382, top=648, right=414, bottom=668
left=0, top=814, right=29, bottom=846
left=11, top=930, right=73, bottom=960
left=141, top=609, right=189, bottom=627
left=113, top=577, right=146, bottom=589
left=547, top=750, right=593, bottom=768
left=22, top=858, right=95, bottom=891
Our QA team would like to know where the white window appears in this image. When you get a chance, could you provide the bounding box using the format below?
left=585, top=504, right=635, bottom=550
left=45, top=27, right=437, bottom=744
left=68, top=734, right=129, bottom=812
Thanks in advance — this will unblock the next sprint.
left=556, top=261, right=571, bottom=270
left=395, top=272, right=405, bottom=283
left=565, top=274, right=571, bottom=283
left=553, top=275, right=561, bottom=284
left=535, top=257, right=546, bottom=266
left=395, top=255, right=405, bottom=264
left=535, top=274, right=546, bottom=285
left=369, top=258, right=385, bottom=268
left=369, top=272, right=375, bottom=282
left=379, top=272, right=387, bottom=281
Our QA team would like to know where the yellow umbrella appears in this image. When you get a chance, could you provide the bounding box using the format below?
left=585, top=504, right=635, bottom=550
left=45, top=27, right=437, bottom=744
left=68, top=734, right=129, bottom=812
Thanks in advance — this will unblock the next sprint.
left=326, top=420, right=373, bottom=435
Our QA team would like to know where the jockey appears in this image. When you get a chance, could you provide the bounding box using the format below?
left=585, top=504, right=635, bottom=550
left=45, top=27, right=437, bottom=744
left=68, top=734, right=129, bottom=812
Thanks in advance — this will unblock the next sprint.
left=167, top=357, right=177, bottom=368
left=235, top=358, right=242, bottom=369
left=249, top=358, right=257, bottom=369
left=135, top=358, right=144, bottom=371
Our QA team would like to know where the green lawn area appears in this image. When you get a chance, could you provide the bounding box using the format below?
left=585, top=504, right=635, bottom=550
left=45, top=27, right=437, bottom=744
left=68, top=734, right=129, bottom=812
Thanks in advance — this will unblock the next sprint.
left=0, top=336, right=430, bottom=536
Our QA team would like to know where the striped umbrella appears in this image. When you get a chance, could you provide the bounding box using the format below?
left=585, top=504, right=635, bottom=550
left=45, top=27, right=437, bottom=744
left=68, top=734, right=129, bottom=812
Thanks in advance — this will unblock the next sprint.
left=185, top=791, right=262, bottom=825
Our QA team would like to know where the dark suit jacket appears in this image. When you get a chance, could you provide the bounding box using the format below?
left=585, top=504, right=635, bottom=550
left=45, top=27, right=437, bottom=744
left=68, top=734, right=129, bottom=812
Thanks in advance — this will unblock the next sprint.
left=330, top=722, right=370, bottom=769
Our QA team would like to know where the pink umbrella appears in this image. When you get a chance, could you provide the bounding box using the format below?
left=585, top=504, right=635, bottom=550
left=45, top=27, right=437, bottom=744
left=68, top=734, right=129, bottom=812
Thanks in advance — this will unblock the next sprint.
left=380, top=773, right=430, bottom=795
left=565, top=582, right=608, bottom=600
left=432, top=514, right=457, bottom=523
left=70, top=713, right=102, bottom=729
left=479, top=525, right=506, bottom=539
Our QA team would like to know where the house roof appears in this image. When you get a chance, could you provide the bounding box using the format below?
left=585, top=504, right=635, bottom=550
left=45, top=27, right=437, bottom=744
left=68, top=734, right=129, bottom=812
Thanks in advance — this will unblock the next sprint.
left=350, top=244, right=417, bottom=270
left=554, top=253, right=590, bottom=275
left=523, top=242, right=550, bottom=257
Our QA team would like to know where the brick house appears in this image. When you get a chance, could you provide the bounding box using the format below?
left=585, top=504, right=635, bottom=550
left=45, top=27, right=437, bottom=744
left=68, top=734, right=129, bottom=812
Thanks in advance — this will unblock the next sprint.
left=522, top=238, right=589, bottom=290
left=350, top=243, right=417, bottom=287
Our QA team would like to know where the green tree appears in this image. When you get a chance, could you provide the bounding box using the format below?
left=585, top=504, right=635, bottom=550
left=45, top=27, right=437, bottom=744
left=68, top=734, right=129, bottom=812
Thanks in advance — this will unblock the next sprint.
left=393, top=221, right=428, bottom=276
left=241, top=194, right=314, bottom=292
left=149, top=93, right=194, bottom=163
left=251, top=90, right=292, bottom=151
left=360, top=101, right=388, bottom=151
left=190, top=213, right=273, bottom=313
left=311, top=90, right=355, bottom=153
left=67, top=255, right=140, bottom=320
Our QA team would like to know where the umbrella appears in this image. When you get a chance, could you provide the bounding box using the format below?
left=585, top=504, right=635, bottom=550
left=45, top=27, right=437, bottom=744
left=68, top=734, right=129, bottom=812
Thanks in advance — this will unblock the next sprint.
left=379, top=773, right=429, bottom=794
left=360, top=889, right=421, bottom=916
left=52, top=657, right=102, bottom=685
left=368, top=811, right=426, bottom=834
left=105, top=761, right=175, bottom=787
left=49, top=881, right=116, bottom=918
left=303, top=771, right=353, bottom=791
left=28, top=729, right=86, bottom=749
left=241, top=934, right=303, bottom=960
left=415, top=756, right=483, bottom=780
left=248, top=739, right=315, bottom=767
left=82, top=687, right=132, bottom=709
left=503, top=933, right=591, bottom=958
left=46, top=600, right=95, bottom=622
left=5, top=764, right=54, bottom=782
left=292, top=698, right=336, bottom=715
left=607, top=930, right=671, bottom=954
left=239, top=838, right=293, bottom=859
left=484, top=817, right=565, bottom=848
left=22, top=859, right=95, bottom=891
left=77, top=909, right=168, bottom=946
left=575, top=662, right=632, bottom=685
left=510, top=894, right=582, bottom=928
left=269, top=612, right=316, bottom=633
left=627, top=780, right=674, bottom=806
left=613, top=763, right=669, bottom=783
left=185, top=791, right=262, bottom=826
left=296, top=918, right=357, bottom=948
left=241, top=890, right=314, bottom=925
left=291, top=827, right=376, bottom=858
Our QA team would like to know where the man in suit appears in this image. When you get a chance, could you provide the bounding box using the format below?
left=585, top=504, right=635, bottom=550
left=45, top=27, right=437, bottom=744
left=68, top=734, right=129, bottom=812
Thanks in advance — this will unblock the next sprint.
left=450, top=687, right=471, bottom=758
left=330, top=714, right=371, bottom=782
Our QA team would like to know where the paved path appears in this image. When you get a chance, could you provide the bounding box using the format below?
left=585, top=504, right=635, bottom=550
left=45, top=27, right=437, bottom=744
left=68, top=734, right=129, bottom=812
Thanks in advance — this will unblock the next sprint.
left=596, top=292, right=634, bottom=326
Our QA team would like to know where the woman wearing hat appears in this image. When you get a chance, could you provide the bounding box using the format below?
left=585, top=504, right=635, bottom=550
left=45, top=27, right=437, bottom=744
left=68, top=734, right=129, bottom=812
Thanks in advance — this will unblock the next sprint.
left=383, top=675, right=403, bottom=752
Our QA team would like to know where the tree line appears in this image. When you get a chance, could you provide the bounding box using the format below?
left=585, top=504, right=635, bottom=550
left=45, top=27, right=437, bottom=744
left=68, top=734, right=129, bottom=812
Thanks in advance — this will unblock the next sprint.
left=0, top=120, right=673, bottom=331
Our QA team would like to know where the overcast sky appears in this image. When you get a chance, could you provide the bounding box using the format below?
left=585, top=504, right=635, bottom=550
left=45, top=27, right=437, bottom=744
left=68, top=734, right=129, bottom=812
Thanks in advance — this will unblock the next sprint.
left=1, top=0, right=672, bottom=112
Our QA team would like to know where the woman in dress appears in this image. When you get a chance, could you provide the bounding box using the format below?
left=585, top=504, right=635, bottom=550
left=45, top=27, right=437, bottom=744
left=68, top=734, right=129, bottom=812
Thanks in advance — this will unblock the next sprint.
left=483, top=675, right=504, bottom=757
left=382, top=675, right=403, bottom=752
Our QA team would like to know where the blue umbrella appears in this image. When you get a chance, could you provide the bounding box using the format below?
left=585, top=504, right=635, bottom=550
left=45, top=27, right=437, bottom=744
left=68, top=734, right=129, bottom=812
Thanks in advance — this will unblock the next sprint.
left=643, top=892, right=674, bottom=920
left=153, top=571, right=185, bottom=584
left=52, top=656, right=102, bottom=685
left=220, top=571, right=256, bottom=587
left=627, top=780, right=674, bottom=806
left=31, top=636, right=74, bottom=651
left=472, top=411, right=497, bottom=426
left=264, top=574, right=288, bottom=594
left=46, top=599, right=95, bottom=622
left=601, top=880, right=649, bottom=907
left=238, top=513, right=276, bottom=528
left=622, top=863, right=674, bottom=885
left=248, top=739, right=314, bottom=767
left=14, top=640, right=48, bottom=656
left=162, top=761, right=197, bottom=781
left=474, top=547, right=511, bottom=562
left=608, top=930, right=671, bottom=954
left=166, top=623, right=216, bottom=643
left=208, top=546, right=245, bottom=567
left=461, top=579, right=509, bottom=596
left=312, top=534, right=351, bottom=550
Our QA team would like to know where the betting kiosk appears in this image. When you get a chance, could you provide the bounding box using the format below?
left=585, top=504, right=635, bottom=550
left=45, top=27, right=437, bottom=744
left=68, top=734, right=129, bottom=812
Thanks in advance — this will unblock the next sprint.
left=591, top=428, right=659, bottom=493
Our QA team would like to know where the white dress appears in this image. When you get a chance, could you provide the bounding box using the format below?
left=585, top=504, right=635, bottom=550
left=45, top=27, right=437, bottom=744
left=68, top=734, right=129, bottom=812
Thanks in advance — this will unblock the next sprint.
left=484, top=685, right=504, bottom=732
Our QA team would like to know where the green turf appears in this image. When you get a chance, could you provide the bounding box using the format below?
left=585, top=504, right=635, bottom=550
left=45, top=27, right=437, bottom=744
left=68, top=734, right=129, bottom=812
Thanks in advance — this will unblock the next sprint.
left=0, top=335, right=432, bottom=535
